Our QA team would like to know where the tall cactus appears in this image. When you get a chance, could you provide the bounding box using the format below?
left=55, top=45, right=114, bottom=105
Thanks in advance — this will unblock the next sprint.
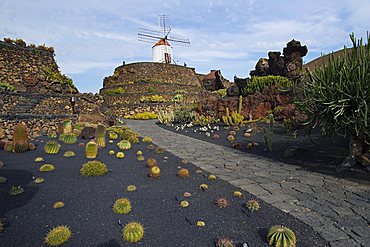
left=85, top=141, right=98, bottom=158
left=222, top=96, right=244, bottom=126
left=96, top=124, right=106, bottom=148
left=263, top=113, right=274, bottom=151
left=63, top=120, right=72, bottom=134
left=13, top=124, right=29, bottom=153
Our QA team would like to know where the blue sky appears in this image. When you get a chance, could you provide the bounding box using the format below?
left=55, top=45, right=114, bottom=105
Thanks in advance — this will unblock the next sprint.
left=1, top=0, right=369, bottom=93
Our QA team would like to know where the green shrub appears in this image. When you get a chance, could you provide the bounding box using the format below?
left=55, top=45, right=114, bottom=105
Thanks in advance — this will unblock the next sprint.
left=215, top=88, right=227, bottom=98
left=296, top=33, right=370, bottom=146
left=0, top=82, right=15, bottom=92
left=106, top=87, right=125, bottom=95
left=124, top=112, right=157, bottom=120
left=43, top=66, right=73, bottom=87
left=140, top=95, right=166, bottom=103
left=241, top=75, right=291, bottom=96
left=80, top=160, right=108, bottom=177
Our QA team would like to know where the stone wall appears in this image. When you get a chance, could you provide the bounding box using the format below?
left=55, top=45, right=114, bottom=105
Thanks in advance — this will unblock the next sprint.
left=0, top=40, right=77, bottom=94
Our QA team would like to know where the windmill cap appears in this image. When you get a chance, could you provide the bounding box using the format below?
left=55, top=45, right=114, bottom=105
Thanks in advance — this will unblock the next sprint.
left=153, top=38, right=171, bottom=48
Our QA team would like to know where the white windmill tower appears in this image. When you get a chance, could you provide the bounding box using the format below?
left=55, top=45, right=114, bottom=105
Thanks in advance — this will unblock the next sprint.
left=138, top=15, right=190, bottom=64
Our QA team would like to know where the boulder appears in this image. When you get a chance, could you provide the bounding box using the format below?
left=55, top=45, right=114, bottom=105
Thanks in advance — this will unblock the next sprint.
left=226, top=85, right=240, bottom=97
left=79, top=127, right=95, bottom=139
left=250, top=58, right=269, bottom=77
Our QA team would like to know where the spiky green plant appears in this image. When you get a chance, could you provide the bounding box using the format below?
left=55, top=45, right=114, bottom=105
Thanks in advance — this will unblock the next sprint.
left=141, top=136, right=152, bottom=143
left=63, top=151, right=75, bottom=157
left=34, top=178, right=44, bottom=184
left=96, top=124, right=106, bottom=148
left=117, top=140, right=131, bottom=150
left=53, top=201, right=65, bottom=209
left=126, top=185, right=137, bottom=192
left=122, top=222, right=144, bottom=243
left=12, top=124, right=29, bottom=153
left=216, top=237, right=235, bottom=247
left=296, top=33, right=370, bottom=167
left=267, top=225, right=296, bottom=247
left=4, top=141, right=14, bottom=152
left=44, top=141, right=61, bottom=154
left=177, top=168, right=189, bottom=178
left=215, top=197, right=229, bottom=208
left=62, top=133, right=77, bottom=144
left=85, top=141, right=98, bottom=159
left=109, top=131, right=118, bottom=140
left=113, top=198, right=132, bottom=214
left=9, top=185, right=24, bottom=196
left=63, top=120, right=72, bottom=133
left=246, top=199, right=260, bottom=212
left=44, top=225, right=72, bottom=246
left=80, top=160, right=108, bottom=177
left=39, top=164, right=55, bottom=172
left=263, top=113, right=274, bottom=151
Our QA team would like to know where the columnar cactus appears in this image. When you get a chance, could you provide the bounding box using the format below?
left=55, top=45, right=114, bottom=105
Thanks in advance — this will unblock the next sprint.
left=12, top=124, right=29, bottom=153
left=85, top=141, right=98, bottom=159
left=63, top=120, right=72, bottom=133
left=96, top=124, right=106, bottom=148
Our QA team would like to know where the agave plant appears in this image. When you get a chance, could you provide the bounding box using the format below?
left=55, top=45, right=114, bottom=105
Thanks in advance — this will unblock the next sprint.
left=296, top=33, right=370, bottom=170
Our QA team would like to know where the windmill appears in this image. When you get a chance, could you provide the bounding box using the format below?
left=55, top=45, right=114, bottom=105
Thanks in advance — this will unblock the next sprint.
left=138, top=15, right=190, bottom=64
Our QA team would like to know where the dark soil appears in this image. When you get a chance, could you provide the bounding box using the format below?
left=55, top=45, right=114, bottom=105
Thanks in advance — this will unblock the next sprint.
left=0, top=135, right=327, bottom=246
left=159, top=122, right=370, bottom=182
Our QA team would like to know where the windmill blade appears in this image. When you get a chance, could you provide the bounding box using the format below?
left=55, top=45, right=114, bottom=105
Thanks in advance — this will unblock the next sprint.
left=138, top=28, right=162, bottom=37
left=167, top=38, right=191, bottom=47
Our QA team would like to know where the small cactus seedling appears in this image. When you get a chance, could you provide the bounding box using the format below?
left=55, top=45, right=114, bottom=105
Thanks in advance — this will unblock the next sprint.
left=39, top=164, right=55, bottom=172
left=233, top=191, right=242, bottom=198
left=63, top=151, right=75, bottom=157
left=122, top=222, right=144, bottom=243
left=80, top=160, right=108, bottom=177
left=136, top=150, right=143, bottom=155
left=34, top=157, right=44, bottom=162
left=147, top=144, right=155, bottom=150
left=34, top=178, right=45, bottom=184
left=126, top=185, right=137, bottom=192
left=85, top=141, right=98, bottom=159
left=149, top=166, right=161, bottom=178
left=9, top=185, right=24, bottom=196
left=44, top=141, right=61, bottom=154
left=267, top=225, right=296, bottom=247
left=109, top=150, right=115, bottom=155
left=142, top=136, right=152, bottom=143
left=53, top=201, right=65, bottom=209
left=44, top=225, right=72, bottom=246
left=146, top=158, right=157, bottom=167
left=227, top=135, right=235, bottom=141
left=196, top=221, right=205, bottom=227
left=215, top=197, right=229, bottom=208
left=109, top=131, right=118, bottom=140
left=208, top=175, right=217, bottom=180
left=117, top=140, right=131, bottom=150
left=137, top=155, right=145, bottom=161
left=12, top=124, right=29, bottom=153
left=216, top=237, right=235, bottom=247
left=116, top=152, right=125, bottom=158
left=246, top=199, right=260, bottom=212
left=199, top=183, right=209, bottom=190
left=113, top=198, right=132, bottom=214
left=95, top=124, right=106, bottom=148
left=177, top=168, right=190, bottom=178
left=180, top=201, right=189, bottom=208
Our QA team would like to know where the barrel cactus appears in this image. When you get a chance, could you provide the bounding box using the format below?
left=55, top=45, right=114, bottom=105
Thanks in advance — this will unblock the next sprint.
left=117, top=140, right=131, bottom=150
left=267, top=225, right=296, bottom=247
left=44, top=141, right=61, bottom=154
left=44, top=225, right=72, bottom=246
left=62, top=133, right=77, bottom=144
left=12, top=124, right=29, bottom=153
left=149, top=166, right=161, bottom=178
left=113, top=198, right=132, bottom=214
left=122, top=222, right=144, bottom=243
left=96, top=124, right=106, bottom=148
left=85, top=141, right=98, bottom=159
left=63, top=120, right=72, bottom=133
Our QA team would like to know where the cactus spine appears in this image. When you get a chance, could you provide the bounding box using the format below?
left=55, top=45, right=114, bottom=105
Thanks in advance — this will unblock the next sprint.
left=95, top=125, right=106, bottom=148
left=263, top=113, right=274, bottom=151
left=85, top=141, right=98, bottom=159
left=13, top=124, right=29, bottom=153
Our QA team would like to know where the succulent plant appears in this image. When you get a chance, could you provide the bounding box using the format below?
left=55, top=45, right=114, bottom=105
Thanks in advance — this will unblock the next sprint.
left=229, top=130, right=237, bottom=136
left=9, top=185, right=24, bottom=196
left=227, top=135, right=235, bottom=141
left=116, top=152, right=125, bottom=158
left=117, top=140, right=131, bottom=150
left=28, top=143, right=36, bottom=150
left=233, top=191, right=242, bottom=198
left=109, top=140, right=113, bottom=144
left=85, top=141, right=98, bottom=159
left=109, top=131, right=118, bottom=140
left=208, top=175, right=217, bottom=180
left=137, top=155, right=145, bottom=161
left=142, top=136, right=152, bottom=143
left=96, top=124, right=106, bottom=148
left=181, top=159, right=188, bottom=164
left=267, top=225, right=296, bottom=247
left=44, top=225, right=72, bottom=246
left=147, top=144, right=155, bottom=150
left=0, top=218, right=5, bottom=234
left=12, top=124, right=29, bottom=153
left=44, top=141, right=61, bottom=154
left=146, top=158, right=157, bottom=167
left=127, top=185, right=137, bottom=192
left=63, top=120, right=73, bottom=133
left=113, top=198, right=132, bottom=214
left=215, top=197, right=229, bottom=208
left=34, top=178, right=45, bottom=184
left=183, top=192, right=192, bottom=197
left=0, top=176, right=7, bottom=184
left=155, top=146, right=165, bottom=154
left=177, top=168, right=190, bottom=178
left=80, top=160, right=108, bottom=177
left=246, top=199, right=260, bottom=212
left=63, top=151, right=75, bottom=158
left=196, top=221, right=205, bottom=227
left=109, top=150, right=115, bottom=155
left=35, top=157, right=44, bottom=162
left=136, top=150, right=143, bottom=155
left=122, top=222, right=144, bottom=243
left=4, top=141, right=14, bottom=152
left=53, top=201, right=65, bottom=209
left=180, top=201, right=189, bottom=208
left=199, top=183, right=209, bottom=190
left=39, top=164, right=55, bottom=172
left=149, top=166, right=160, bottom=178
left=215, top=237, right=235, bottom=247
left=62, top=133, right=77, bottom=144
